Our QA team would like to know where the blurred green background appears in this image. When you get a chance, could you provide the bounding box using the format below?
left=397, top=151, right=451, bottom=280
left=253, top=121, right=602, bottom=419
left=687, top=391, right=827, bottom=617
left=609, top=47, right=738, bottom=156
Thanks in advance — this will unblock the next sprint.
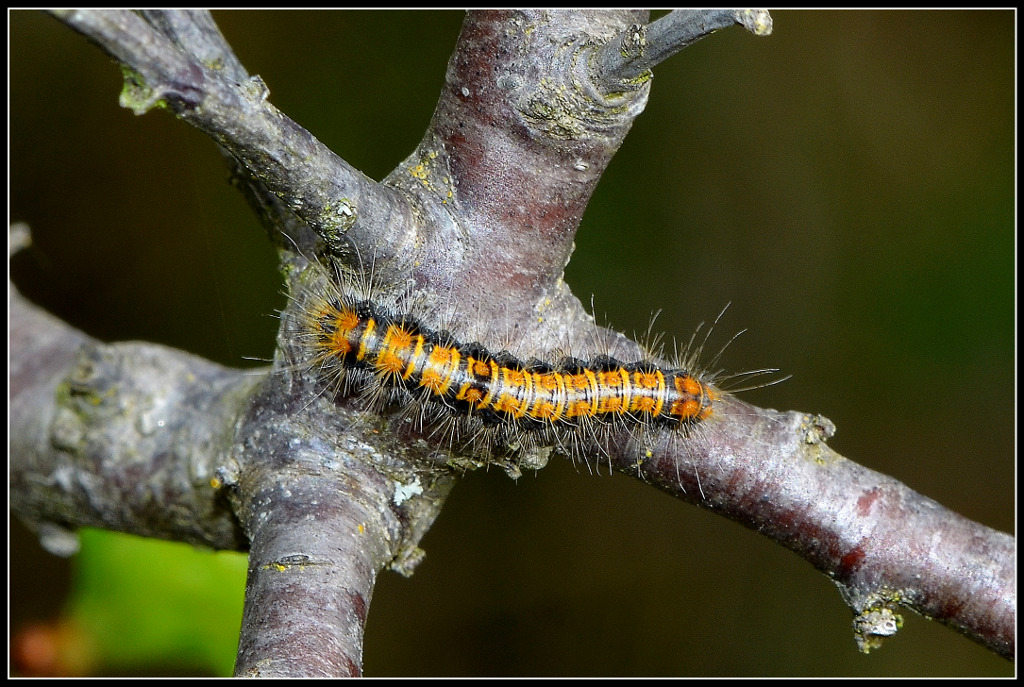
left=10, top=10, right=1013, bottom=677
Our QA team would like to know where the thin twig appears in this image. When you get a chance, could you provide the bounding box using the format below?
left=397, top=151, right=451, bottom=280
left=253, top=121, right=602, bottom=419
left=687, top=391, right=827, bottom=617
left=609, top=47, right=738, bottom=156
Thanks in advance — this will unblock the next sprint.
left=594, top=9, right=772, bottom=91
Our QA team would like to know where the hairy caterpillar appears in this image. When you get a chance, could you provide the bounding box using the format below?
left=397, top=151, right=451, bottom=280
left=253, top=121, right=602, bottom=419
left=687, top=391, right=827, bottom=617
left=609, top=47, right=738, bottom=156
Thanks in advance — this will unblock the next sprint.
left=280, top=253, right=775, bottom=474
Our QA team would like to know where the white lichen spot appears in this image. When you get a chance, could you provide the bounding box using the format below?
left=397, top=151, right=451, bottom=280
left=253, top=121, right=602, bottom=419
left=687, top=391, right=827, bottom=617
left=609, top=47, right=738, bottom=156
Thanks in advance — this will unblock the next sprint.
left=37, top=522, right=81, bottom=558
left=137, top=410, right=166, bottom=435
left=137, top=398, right=170, bottom=436
left=393, top=476, right=423, bottom=505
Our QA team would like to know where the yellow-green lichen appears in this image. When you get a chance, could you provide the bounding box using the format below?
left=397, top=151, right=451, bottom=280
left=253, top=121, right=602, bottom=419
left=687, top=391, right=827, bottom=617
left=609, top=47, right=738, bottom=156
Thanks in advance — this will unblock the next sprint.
left=404, top=150, right=456, bottom=206
left=851, top=589, right=906, bottom=654
left=118, top=66, right=166, bottom=115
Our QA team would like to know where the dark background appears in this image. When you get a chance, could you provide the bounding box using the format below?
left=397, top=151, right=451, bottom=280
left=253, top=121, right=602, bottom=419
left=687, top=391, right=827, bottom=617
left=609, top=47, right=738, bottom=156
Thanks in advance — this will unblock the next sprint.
left=10, top=10, right=1014, bottom=676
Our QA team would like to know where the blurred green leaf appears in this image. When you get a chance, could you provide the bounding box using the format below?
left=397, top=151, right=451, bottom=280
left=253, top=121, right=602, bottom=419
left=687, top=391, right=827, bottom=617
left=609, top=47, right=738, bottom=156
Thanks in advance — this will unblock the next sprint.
left=66, top=529, right=247, bottom=676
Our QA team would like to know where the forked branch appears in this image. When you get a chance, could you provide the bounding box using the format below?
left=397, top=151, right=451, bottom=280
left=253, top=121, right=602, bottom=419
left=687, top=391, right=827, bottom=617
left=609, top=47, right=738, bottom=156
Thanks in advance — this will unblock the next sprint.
left=10, top=10, right=1013, bottom=675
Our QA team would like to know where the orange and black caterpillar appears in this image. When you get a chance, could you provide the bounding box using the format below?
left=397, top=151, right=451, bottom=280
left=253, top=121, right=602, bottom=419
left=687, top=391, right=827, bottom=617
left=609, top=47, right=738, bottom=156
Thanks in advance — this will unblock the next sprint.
left=287, top=257, right=724, bottom=462
left=308, top=294, right=714, bottom=430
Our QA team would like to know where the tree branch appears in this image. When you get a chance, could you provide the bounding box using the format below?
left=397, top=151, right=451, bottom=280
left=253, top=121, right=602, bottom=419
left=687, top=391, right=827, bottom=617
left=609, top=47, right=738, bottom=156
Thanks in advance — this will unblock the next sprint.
left=601, top=396, right=1014, bottom=658
left=53, top=9, right=413, bottom=263
left=11, top=9, right=1014, bottom=674
left=10, top=225, right=251, bottom=553
left=593, top=9, right=773, bottom=92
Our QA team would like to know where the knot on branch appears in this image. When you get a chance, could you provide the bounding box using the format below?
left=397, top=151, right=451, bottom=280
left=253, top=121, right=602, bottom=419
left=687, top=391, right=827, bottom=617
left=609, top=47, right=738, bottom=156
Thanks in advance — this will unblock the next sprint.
left=516, top=35, right=650, bottom=140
